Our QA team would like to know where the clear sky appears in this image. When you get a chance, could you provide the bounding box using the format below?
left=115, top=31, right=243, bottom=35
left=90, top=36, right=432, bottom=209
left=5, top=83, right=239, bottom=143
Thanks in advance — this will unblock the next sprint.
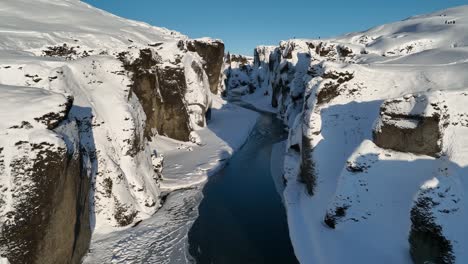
left=82, top=0, right=468, bottom=55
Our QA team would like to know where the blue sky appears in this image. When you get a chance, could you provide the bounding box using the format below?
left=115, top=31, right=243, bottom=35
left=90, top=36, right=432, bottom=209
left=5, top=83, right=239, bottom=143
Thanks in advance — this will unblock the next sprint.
left=83, top=0, right=468, bottom=55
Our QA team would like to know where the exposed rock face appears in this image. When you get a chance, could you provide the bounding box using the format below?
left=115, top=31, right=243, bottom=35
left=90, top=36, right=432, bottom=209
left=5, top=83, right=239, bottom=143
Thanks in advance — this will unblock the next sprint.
left=153, top=66, right=192, bottom=140
left=121, top=43, right=217, bottom=142
left=410, top=192, right=455, bottom=264
left=3, top=133, right=90, bottom=264
left=0, top=89, right=90, bottom=264
left=223, top=53, right=255, bottom=96
left=299, top=134, right=316, bottom=195
left=122, top=49, right=191, bottom=141
left=373, top=94, right=443, bottom=157
left=187, top=39, right=225, bottom=94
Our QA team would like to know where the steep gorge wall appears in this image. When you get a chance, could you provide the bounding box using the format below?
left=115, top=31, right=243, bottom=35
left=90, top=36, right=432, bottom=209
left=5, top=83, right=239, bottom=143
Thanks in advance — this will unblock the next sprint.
left=121, top=39, right=224, bottom=142
left=121, top=48, right=192, bottom=142
left=0, top=1, right=230, bottom=263
left=230, top=32, right=468, bottom=262
left=187, top=39, right=225, bottom=94
left=0, top=94, right=90, bottom=264
left=0, top=38, right=225, bottom=264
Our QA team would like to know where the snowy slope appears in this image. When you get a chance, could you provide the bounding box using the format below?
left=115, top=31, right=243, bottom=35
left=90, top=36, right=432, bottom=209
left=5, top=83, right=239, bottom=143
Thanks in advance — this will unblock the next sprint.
left=232, top=5, right=468, bottom=264
left=0, top=0, right=183, bottom=53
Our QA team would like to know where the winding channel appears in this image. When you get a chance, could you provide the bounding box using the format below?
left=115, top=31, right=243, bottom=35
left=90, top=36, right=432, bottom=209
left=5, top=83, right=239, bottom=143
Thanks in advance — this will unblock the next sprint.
left=188, top=100, right=298, bottom=264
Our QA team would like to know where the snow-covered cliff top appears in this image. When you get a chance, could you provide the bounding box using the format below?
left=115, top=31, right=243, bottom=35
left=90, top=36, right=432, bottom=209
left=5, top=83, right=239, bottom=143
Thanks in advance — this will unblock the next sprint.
left=0, top=0, right=185, bottom=53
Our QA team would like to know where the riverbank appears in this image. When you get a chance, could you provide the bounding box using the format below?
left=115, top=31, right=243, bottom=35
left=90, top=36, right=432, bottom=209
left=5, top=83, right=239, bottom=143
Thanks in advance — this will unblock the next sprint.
left=83, top=96, right=259, bottom=263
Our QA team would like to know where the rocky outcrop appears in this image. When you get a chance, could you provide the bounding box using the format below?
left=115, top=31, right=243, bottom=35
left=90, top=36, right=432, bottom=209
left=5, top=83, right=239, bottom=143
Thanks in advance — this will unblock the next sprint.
left=373, top=94, right=444, bottom=157
left=299, top=134, right=316, bottom=195
left=120, top=41, right=217, bottom=142
left=223, top=53, right=255, bottom=96
left=407, top=169, right=464, bottom=264
left=187, top=39, right=225, bottom=94
left=0, top=88, right=90, bottom=264
left=1, top=131, right=90, bottom=264
left=252, top=46, right=276, bottom=93
left=241, top=40, right=355, bottom=128
left=410, top=191, right=455, bottom=264
left=0, top=38, right=221, bottom=252
left=121, top=49, right=191, bottom=141
left=405, top=91, right=468, bottom=264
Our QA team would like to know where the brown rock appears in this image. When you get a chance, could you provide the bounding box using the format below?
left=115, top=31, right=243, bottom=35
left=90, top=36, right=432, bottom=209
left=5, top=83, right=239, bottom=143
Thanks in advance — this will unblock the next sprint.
left=0, top=137, right=90, bottom=264
left=373, top=97, right=442, bottom=156
left=122, top=49, right=191, bottom=142
left=187, top=39, right=225, bottom=94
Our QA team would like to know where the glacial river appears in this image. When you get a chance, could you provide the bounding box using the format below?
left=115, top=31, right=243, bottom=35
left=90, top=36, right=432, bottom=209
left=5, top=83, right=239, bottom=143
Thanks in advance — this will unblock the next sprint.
left=188, top=101, right=299, bottom=264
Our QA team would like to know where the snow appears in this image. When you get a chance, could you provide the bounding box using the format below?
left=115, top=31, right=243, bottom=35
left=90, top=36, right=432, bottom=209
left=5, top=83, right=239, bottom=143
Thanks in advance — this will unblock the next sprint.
left=422, top=177, right=440, bottom=189
left=0, top=0, right=256, bottom=262
left=84, top=97, right=259, bottom=263
left=0, top=84, right=70, bottom=226
left=235, top=86, right=277, bottom=114
left=84, top=188, right=202, bottom=264
left=243, top=5, right=468, bottom=264
left=0, top=84, right=68, bottom=130
left=3, top=0, right=468, bottom=262
left=0, top=0, right=185, bottom=53
left=155, top=96, right=259, bottom=192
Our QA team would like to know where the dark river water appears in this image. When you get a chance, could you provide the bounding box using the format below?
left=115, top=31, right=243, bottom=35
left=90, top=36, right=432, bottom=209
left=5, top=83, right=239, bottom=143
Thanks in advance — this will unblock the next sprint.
left=188, top=102, right=299, bottom=264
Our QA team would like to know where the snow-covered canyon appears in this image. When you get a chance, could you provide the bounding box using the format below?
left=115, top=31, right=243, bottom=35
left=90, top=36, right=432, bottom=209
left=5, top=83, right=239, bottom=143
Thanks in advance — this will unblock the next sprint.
left=224, top=5, right=468, bottom=264
left=0, top=0, right=233, bottom=263
left=2, top=0, right=468, bottom=263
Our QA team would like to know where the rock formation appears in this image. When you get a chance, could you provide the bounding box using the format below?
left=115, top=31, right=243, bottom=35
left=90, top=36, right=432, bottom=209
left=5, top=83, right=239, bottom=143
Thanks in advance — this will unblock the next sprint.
left=0, top=87, right=90, bottom=264
left=187, top=39, right=225, bottom=94
left=373, top=94, right=443, bottom=157
left=243, top=6, right=468, bottom=263
left=0, top=1, right=226, bottom=263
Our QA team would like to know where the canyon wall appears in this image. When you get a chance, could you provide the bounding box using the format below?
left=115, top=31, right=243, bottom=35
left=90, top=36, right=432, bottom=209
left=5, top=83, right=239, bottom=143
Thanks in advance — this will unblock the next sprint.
left=0, top=89, right=90, bottom=264
left=225, top=6, right=468, bottom=263
left=0, top=0, right=225, bottom=263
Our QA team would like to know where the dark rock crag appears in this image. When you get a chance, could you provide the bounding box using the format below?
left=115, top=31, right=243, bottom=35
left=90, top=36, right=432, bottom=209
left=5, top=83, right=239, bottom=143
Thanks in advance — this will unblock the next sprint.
left=187, top=39, right=225, bottom=94
left=121, top=49, right=192, bottom=141
left=0, top=99, right=91, bottom=264
left=373, top=95, right=443, bottom=157
left=121, top=39, right=223, bottom=142
left=409, top=190, right=455, bottom=264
